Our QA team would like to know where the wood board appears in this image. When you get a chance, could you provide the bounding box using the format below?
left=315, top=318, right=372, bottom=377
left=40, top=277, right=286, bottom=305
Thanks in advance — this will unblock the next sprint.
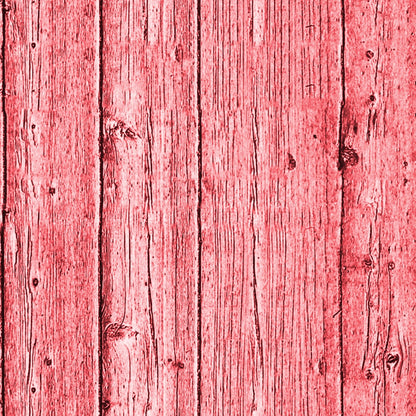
left=0, top=0, right=415, bottom=414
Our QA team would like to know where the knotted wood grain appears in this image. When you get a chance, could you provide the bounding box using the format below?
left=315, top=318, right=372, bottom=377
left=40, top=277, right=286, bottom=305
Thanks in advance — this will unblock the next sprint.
left=3, top=0, right=100, bottom=414
left=101, top=0, right=198, bottom=414
left=0, top=1, right=415, bottom=414
left=200, top=0, right=343, bottom=414
left=341, top=1, right=416, bottom=414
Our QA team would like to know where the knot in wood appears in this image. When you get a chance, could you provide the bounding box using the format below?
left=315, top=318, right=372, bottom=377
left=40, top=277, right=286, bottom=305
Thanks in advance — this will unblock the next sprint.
left=386, top=353, right=400, bottom=370
left=366, top=50, right=374, bottom=59
left=365, top=369, right=374, bottom=380
left=340, top=146, right=359, bottom=168
left=363, top=257, right=373, bottom=268
left=288, top=153, right=296, bottom=170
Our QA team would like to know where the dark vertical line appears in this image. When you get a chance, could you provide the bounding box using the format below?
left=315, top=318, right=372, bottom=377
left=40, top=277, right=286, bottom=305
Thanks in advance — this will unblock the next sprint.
left=338, top=0, right=346, bottom=415
left=196, top=0, right=202, bottom=413
left=338, top=0, right=346, bottom=164
left=98, top=0, right=104, bottom=413
left=383, top=265, right=393, bottom=416
left=1, top=1, right=7, bottom=415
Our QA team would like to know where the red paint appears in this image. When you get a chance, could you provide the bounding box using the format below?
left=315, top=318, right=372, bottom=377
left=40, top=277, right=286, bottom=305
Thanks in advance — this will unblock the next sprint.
left=1, top=0, right=415, bottom=415
left=101, top=0, right=198, bottom=414
left=3, top=0, right=100, bottom=414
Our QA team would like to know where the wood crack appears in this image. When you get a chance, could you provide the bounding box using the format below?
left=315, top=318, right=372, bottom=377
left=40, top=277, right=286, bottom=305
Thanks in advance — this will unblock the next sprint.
left=145, top=108, right=158, bottom=386
left=338, top=0, right=346, bottom=414
left=1, top=0, right=8, bottom=414
left=98, top=0, right=104, bottom=412
left=196, top=0, right=202, bottom=413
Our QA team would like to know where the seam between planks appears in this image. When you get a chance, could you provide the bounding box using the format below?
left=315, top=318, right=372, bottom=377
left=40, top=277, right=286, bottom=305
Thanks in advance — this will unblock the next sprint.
left=98, top=0, right=104, bottom=413
left=1, top=1, right=7, bottom=415
left=338, top=0, right=346, bottom=414
left=196, top=0, right=202, bottom=413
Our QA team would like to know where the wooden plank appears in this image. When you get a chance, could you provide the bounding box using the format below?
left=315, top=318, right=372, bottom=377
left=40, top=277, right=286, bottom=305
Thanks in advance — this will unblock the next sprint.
left=3, top=0, right=100, bottom=414
left=341, top=1, right=416, bottom=414
left=200, top=0, right=343, bottom=414
left=101, top=0, right=198, bottom=414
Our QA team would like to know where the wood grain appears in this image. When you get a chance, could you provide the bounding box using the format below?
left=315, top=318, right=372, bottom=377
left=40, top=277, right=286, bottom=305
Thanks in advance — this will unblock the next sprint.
left=0, top=1, right=415, bottom=414
left=101, top=0, right=198, bottom=414
left=341, top=1, right=416, bottom=414
left=3, top=0, right=100, bottom=414
left=200, top=0, right=343, bottom=414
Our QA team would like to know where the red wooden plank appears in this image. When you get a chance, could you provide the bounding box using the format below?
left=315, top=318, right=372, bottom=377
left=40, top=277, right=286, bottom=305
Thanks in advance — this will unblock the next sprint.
left=200, top=0, right=343, bottom=414
left=0, top=1, right=414, bottom=414
left=3, top=0, right=100, bottom=414
left=101, top=0, right=198, bottom=414
left=341, top=1, right=416, bottom=414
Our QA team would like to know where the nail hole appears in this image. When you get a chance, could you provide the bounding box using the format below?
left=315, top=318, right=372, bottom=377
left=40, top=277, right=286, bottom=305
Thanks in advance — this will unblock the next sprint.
left=388, top=261, right=395, bottom=270
left=32, top=278, right=39, bottom=287
left=44, top=358, right=52, bottom=366
left=369, top=94, right=376, bottom=102
left=340, top=146, right=359, bottom=168
left=366, top=50, right=374, bottom=59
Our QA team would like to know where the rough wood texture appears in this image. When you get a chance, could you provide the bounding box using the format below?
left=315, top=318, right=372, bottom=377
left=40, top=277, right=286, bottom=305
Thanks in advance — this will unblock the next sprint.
left=3, top=0, right=100, bottom=414
left=0, top=0, right=415, bottom=414
left=101, top=0, right=198, bottom=414
left=341, top=1, right=416, bottom=414
left=200, top=0, right=343, bottom=414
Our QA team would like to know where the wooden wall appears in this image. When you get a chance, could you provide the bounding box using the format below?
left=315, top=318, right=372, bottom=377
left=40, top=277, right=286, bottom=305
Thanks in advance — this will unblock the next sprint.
left=1, top=0, right=415, bottom=414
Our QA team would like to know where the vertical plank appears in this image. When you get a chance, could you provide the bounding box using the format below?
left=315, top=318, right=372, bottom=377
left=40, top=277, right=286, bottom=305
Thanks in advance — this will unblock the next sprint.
left=200, top=0, right=343, bottom=414
left=342, top=1, right=416, bottom=414
left=3, top=0, right=100, bottom=414
left=101, top=0, right=198, bottom=414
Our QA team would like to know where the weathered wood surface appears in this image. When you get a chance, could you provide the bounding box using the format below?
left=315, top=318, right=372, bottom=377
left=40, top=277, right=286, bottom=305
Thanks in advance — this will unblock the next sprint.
left=0, top=0, right=415, bottom=415
left=200, top=0, right=342, bottom=414
left=3, top=0, right=100, bottom=414
left=101, top=0, right=198, bottom=414
left=341, top=1, right=416, bottom=414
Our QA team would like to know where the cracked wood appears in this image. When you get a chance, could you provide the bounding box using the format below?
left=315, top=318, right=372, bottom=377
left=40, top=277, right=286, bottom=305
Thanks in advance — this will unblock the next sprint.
left=200, top=0, right=342, bottom=414
left=2, top=0, right=100, bottom=414
left=101, top=0, right=198, bottom=414
left=1, top=0, right=415, bottom=415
